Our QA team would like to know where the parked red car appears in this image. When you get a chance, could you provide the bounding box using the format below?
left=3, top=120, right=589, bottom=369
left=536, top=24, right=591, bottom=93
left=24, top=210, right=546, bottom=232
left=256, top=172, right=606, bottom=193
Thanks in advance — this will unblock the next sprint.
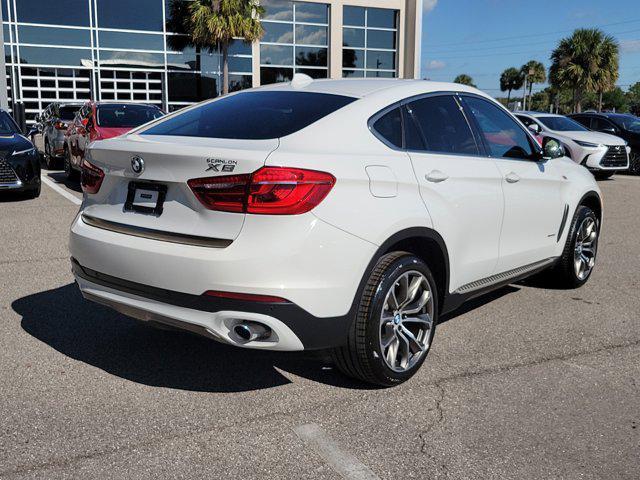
left=64, top=102, right=164, bottom=179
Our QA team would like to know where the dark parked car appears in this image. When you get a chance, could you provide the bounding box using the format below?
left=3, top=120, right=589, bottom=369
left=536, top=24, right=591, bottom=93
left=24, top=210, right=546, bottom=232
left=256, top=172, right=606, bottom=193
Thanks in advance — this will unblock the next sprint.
left=64, top=102, right=164, bottom=179
left=569, top=112, right=640, bottom=174
left=31, top=102, right=83, bottom=169
left=0, top=110, right=40, bottom=198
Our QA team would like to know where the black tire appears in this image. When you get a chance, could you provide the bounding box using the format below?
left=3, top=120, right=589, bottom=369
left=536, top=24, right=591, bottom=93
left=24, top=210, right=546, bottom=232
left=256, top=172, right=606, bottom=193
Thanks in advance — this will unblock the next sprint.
left=24, top=183, right=41, bottom=199
left=629, top=152, right=640, bottom=176
left=64, top=146, right=78, bottom=181
left=549, top=205, right=599, bottom=289
left=594, top=171, right=615, bottom=180
left=332, top=252, right=438, bottom=386
left=44, top=140, right=56, bottom=170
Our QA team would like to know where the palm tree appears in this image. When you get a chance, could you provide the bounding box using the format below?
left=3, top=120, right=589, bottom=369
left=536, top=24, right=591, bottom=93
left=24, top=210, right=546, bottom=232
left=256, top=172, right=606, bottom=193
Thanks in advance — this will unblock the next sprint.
left=500, top=67, right=523, bottom=105
left=549, top=28, right=619, bottom=113
left=168, top=0, right=264, bottom=96
left=453, top=74, right=476, bottom=88
left=520, top=60, right=546, bottom=108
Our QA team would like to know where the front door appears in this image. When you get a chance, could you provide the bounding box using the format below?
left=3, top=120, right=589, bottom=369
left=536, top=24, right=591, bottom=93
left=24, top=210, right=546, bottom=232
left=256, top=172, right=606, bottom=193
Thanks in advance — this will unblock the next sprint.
left=403, top=94, right=504, bottom=292
left=461, top=95, right=565, bottom=273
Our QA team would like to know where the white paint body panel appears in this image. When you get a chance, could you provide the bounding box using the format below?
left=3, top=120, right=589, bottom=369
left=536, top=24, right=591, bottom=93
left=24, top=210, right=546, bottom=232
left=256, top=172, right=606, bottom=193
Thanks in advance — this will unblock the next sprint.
left=69, top=79, right=602, bottom=351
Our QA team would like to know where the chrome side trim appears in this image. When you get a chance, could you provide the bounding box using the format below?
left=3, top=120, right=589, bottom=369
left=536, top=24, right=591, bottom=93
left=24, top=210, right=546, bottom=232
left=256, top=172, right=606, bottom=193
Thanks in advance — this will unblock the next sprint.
left=455, top=257, right=556, bottom=294
left=81, top=213, right=232, bottom=248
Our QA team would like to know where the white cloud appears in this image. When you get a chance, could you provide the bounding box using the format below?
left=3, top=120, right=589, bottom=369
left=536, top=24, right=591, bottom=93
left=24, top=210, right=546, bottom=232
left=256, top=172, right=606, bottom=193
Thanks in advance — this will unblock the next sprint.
left=426, top=60, right=446, bottom=70
left=620, top=39, right=640, bottom=53
left=423, top=0, right=438, bottom=12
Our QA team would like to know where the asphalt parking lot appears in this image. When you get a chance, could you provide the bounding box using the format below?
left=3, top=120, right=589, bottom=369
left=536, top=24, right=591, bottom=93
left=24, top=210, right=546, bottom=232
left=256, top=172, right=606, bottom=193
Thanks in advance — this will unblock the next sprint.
left=1, top=170, right=638, bottom=479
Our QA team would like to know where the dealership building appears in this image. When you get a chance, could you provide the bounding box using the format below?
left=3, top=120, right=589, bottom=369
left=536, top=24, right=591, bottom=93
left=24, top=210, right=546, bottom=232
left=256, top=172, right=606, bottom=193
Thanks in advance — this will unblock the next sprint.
left=1, top=0, right=423, bottom=125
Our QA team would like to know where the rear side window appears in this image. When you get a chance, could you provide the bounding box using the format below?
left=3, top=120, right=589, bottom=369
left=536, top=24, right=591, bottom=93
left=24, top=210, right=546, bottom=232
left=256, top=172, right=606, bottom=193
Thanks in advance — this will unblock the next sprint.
left=405, top=95, right=479, bottom=155
left=59, top=106, right=80, bottom=121
left=142, top=91, right=357, bottom=140
left=372, top=107, right=403, bottom=148
left=464, top=96, right=534, bottom=159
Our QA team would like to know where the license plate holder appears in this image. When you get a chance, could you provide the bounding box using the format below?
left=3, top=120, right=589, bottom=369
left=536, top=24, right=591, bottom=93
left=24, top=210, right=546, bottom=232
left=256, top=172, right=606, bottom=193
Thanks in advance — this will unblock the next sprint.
left=124, top=182, right=167, bottom=216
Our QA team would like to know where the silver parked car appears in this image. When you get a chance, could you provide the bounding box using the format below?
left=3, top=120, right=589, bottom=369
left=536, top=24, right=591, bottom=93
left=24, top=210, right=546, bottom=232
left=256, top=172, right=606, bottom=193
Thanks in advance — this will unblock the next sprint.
left=31, top=102, right=83, bottom=169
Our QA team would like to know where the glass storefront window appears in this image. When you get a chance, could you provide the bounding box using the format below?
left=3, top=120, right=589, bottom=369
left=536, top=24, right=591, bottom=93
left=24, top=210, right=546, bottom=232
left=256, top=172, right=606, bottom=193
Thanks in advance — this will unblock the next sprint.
left=19, top=46, right=91, bottom=67
left=18, top=26, right=91, bottom=47
left=98, top=31, right=164, bottom=51
left=260, top=1, right=329, bottom=85
left=98, top=50, right=165, bottom=68
left=16, top=0, right=90, bottom=27
left=97, top=0, right=163, bottom=31
left=342, top=6, right=398, bottom=78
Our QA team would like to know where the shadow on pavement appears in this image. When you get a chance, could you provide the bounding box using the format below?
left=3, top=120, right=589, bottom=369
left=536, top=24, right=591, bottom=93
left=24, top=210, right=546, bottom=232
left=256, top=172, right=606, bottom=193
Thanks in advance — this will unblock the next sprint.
left=45, top=171, right=82, bottom=193
left=14, top=283, right=520, bottom=392
left=13, top=283, right=368, bottom=392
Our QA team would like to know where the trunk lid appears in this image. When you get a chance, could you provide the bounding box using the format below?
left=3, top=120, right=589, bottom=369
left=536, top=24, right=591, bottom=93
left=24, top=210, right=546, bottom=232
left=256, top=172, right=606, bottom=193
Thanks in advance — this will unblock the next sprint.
left=82, top=133, right=279, bottom=241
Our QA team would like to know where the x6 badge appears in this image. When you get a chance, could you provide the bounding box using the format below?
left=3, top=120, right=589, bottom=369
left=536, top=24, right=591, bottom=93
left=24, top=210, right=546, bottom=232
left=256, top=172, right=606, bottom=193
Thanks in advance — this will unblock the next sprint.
left=206, top=158, right=237, bottom=173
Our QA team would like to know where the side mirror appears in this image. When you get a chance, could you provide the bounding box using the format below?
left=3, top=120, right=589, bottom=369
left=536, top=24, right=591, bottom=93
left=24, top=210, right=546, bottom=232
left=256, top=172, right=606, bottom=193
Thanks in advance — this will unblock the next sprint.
left=527, top=124, right=540, bottom=134
left=542, top=137, right=565, bottom=160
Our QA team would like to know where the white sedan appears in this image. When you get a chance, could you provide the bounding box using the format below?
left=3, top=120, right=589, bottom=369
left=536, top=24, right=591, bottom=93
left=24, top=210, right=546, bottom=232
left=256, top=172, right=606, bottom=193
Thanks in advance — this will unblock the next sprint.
left=516, top=112, right=630, bottom=179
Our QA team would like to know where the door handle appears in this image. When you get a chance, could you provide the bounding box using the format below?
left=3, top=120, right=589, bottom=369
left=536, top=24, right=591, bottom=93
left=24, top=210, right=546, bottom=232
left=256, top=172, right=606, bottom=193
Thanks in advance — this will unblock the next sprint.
left=425, top=170, right=449, bottom=183
left=505, top=172, right=521, bottom=183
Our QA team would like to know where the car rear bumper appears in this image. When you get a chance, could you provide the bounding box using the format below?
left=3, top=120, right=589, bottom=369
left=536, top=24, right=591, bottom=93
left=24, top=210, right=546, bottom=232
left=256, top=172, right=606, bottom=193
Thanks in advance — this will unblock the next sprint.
left=72, top=258, right=351, bottom=350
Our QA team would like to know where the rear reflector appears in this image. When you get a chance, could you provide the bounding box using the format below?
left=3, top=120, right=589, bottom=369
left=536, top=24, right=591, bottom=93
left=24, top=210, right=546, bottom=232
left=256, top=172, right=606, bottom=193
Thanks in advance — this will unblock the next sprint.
left=203, top=290, right=290, bottom=304
left=188, top=166, right=335, bottom=215
left=81, top=160, right=105, bottom=194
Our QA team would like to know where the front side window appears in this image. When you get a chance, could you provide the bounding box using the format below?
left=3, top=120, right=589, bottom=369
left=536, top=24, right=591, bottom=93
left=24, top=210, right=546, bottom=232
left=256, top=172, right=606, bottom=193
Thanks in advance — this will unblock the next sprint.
left=591, top=117, right=617, bottom=132
left=142, top=91, right=356, bottom=139
left=372, top=107, right=402, bottom=148
left=405, top=95, right=479, bottom=155
left=97, top=104, right=163, bottom=128
left=612, top=115, right=640, bottom=133
left=59, top=106, right=81, bottom=121
left=464, top=96, right=534, bottom=159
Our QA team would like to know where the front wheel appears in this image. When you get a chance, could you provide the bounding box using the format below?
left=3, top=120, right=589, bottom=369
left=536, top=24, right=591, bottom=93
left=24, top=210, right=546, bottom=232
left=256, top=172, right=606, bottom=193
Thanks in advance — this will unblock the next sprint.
left=332, top=252, right=438, bottom=386
left=594, top=170, right=615, bottom=180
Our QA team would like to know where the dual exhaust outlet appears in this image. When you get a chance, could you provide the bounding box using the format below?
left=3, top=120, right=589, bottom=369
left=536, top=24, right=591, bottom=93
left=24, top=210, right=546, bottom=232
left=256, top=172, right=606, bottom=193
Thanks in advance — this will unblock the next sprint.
left=233, top=321, right=272, bottom=342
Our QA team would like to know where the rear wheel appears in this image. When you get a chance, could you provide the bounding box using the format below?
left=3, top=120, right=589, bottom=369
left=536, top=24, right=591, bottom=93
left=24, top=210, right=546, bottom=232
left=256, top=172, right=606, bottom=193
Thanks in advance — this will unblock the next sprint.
left=332, top=252, right=438, bottom=386
left=549, top=205, right=599, bottom=288
left=64, top=145, right=78, bottom=181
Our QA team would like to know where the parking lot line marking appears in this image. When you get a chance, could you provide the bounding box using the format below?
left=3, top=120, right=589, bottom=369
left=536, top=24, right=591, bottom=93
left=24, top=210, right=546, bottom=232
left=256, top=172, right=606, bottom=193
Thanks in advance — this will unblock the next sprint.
left=294, top=423, right=380, bottom=480
left=41, top=176, right=82, bottom=206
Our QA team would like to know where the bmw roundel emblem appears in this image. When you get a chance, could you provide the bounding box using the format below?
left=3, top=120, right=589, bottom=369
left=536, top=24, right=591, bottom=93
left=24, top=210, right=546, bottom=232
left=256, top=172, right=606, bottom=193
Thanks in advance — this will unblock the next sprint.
left=131, top=156, right=145, bottom=175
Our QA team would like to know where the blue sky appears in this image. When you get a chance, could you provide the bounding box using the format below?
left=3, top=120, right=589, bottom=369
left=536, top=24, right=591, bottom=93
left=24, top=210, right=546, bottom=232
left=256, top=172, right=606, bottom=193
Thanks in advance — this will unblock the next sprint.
left=421, top=0, right=640, bottom=96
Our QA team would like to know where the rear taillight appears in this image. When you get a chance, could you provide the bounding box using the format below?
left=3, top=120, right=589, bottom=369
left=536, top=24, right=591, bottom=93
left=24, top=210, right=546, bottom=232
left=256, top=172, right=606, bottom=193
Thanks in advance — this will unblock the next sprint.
left=188, top=167, right=335, bottom=215
left=81, top=160, right=105, bottom=194
left=54, top=121, right=67, bottom=130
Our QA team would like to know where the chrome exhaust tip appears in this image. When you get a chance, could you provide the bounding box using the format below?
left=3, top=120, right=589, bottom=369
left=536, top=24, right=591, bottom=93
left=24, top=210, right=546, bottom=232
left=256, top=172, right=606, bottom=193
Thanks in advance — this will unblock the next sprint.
left=233, top=322, right=271, bottom=342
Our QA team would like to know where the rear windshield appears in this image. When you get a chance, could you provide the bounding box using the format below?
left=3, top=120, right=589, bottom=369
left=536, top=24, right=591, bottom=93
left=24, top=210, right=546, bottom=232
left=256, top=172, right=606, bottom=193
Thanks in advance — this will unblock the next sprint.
left=59, top=106, right=80, bottom=121
left=537, top=116, right=588, bottom=132
left=97, top=104, right=164, bottom=128
left=141, top=91, right=357, bottom=140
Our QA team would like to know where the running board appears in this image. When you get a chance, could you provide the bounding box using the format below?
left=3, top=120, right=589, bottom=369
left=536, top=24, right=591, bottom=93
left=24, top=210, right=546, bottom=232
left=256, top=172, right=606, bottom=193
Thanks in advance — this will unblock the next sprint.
left=455, top=258, right=556, bottom=294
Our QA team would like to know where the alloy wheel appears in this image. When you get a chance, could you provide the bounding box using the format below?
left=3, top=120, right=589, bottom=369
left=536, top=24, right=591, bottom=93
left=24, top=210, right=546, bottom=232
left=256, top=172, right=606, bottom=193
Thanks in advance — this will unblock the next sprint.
left=379, top=270, right=434, bottom=372
left=574, top=217, right=598, bottom=280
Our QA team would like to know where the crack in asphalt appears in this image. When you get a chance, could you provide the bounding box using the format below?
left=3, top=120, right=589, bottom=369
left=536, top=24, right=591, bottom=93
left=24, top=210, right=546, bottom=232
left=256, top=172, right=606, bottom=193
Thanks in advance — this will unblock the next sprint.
left=2, top=338, right=639, bottom=478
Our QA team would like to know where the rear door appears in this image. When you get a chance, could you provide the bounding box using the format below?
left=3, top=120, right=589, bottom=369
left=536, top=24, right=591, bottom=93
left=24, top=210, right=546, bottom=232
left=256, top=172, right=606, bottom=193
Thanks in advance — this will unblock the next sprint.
left=461, top=95, right=565, bottom=272
left=403, top=93, right=504, bottom=291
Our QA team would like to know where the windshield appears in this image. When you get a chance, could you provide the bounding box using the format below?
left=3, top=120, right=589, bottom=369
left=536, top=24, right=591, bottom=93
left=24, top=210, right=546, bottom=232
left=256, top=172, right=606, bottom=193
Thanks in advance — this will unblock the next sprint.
left=59, top=106, right=80, bottom=121
left=97, top=104, right=164, bottom=128
left=0, top=112, right=19, bottom=136
left=537, top=116, right=588, bottom=132
left=141, top=91, right=357, bottom=140
left=611, top=115, right=640, bottom=133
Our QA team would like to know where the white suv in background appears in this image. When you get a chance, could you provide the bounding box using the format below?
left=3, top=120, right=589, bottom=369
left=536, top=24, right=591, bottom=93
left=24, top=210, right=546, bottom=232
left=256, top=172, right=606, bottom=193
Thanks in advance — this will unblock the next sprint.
left=70, top=78, right=602, bottom=386
left=516, top=112, right=630, bottom=179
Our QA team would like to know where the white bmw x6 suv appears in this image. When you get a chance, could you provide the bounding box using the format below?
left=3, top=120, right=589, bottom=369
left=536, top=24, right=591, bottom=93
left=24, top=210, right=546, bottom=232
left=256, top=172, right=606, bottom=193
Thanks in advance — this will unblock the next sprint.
left=70, top=78, right=602, bottom=386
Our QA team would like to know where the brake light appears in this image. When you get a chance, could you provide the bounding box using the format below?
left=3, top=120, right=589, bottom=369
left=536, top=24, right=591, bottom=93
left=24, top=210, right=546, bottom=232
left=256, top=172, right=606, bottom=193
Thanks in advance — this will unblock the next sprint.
left=188, top=167, right=335, bottom=215
left=203, top=290, right=290, bottom=303
left=54, top=121, right=67, bottom=130
left=81, top=160, right=105, bottom=194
